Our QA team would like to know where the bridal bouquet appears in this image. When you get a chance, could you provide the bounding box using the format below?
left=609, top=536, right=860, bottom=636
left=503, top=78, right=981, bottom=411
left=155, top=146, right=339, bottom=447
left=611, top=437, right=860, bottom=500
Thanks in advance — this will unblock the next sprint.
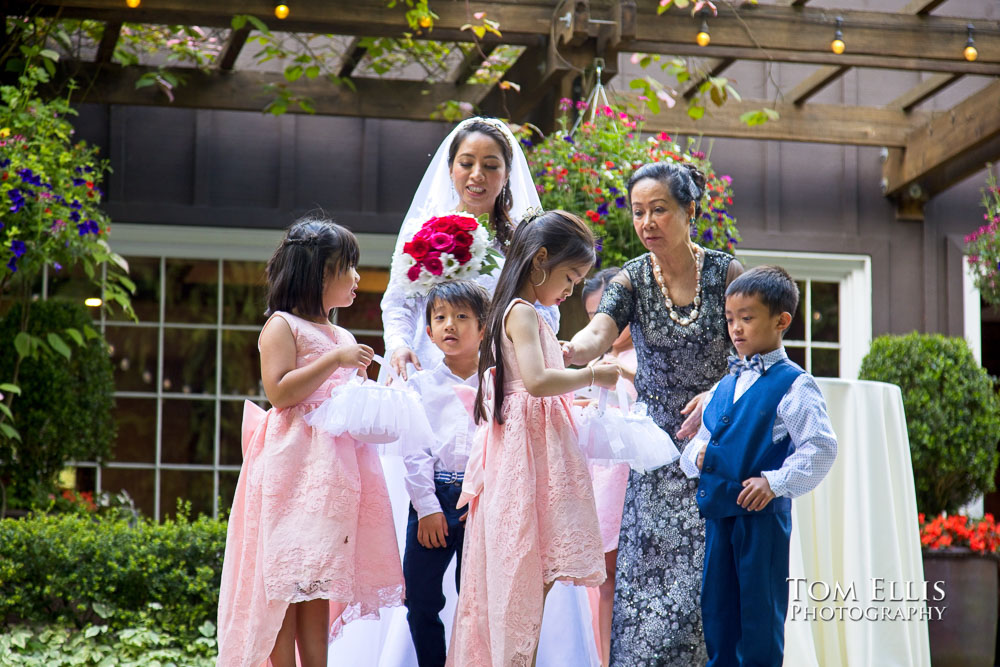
left=392, top=212, right=498, bottom=297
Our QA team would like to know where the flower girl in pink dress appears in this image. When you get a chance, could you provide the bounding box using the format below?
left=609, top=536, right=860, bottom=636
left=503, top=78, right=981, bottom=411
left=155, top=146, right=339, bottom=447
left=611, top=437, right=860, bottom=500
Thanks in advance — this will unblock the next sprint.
left=448, top=210, right=620, bottom=667
left=217, top=217, right=403, bottom=667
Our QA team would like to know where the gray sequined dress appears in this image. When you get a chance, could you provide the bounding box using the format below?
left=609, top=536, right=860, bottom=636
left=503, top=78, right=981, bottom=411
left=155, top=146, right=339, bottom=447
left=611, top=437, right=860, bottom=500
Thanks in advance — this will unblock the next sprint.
left=598, top=248, right=734, bottom=666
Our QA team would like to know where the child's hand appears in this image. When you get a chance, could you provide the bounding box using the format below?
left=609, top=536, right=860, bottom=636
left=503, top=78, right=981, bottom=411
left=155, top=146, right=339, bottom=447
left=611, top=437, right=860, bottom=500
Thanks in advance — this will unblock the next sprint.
left=696, top=444, right=706, bottom=471
left=335, top=344, right=375, bottom=371
left=417, top=512, right=449, bottom=549
left=390, top=346, right=421, bottom=380
left=560, top=341, right=576, bottom=366
left=591, top=361, right=621, bottom=389
left=737, top=476, right=775, bottom=511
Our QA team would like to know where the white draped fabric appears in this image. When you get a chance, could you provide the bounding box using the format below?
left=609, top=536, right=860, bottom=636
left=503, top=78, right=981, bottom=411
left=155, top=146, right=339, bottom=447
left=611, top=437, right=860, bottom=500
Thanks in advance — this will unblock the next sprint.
left=327, top=456, right=600, bottom=667
left=784, top=379, right=931, bottom=667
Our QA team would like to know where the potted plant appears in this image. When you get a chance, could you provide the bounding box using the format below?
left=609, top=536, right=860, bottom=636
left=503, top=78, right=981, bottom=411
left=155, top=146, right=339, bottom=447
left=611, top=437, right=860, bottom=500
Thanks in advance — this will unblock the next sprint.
left=522, top=99, right=740, bottom=268
left=966, top=165, right=1000, bottom=307
left=860, top=333, right=1000, bottom=667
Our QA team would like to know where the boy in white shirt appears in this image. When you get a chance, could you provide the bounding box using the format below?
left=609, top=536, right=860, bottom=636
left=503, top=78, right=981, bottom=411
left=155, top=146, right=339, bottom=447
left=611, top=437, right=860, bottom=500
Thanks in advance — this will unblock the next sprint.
left=402, top=280, right=489, bottom=667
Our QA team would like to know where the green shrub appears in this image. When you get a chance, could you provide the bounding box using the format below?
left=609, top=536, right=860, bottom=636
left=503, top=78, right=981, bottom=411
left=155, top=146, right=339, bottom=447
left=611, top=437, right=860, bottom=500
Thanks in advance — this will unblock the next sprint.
left=0, top=300, right=115, bottom=508
left=0, top=510, right=226, bottom=640
left=859, top=333, right=1000, bottom=515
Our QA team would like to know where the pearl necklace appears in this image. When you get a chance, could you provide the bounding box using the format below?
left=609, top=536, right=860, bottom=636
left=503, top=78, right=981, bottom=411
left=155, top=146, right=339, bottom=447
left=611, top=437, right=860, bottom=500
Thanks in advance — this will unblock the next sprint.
left=650, top=246, right=704, bottom=326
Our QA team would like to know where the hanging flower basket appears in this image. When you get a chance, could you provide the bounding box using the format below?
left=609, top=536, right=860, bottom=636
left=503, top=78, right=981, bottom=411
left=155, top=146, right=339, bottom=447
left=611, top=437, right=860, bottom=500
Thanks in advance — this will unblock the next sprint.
left=522, top=98, right=740, bottom=268
left=965, top=166, right=1000, bottom=306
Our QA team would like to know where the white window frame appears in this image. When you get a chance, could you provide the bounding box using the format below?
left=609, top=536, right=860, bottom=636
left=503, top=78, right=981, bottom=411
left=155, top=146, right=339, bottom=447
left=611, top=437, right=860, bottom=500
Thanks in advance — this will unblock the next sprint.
left=963, top=254, right=982, bottom=365
left=735, top=250, right=872, bottom=380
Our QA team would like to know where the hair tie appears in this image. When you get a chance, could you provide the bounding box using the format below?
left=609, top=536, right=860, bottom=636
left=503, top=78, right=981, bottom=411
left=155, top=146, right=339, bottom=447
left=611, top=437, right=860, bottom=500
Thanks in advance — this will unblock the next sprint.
left=283, top=236, right=316, bottom=247
left=520, top=206, right=544, bottom=224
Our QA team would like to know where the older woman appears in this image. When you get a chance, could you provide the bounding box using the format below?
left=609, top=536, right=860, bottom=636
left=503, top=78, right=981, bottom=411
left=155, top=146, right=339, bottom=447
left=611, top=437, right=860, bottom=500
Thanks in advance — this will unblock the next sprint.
left=567, top=162, right=743, bottom=666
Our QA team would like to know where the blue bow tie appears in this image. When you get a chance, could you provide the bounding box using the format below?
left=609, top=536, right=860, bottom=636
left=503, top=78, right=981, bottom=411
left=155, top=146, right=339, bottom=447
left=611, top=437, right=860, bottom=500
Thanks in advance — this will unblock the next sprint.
left=728, top=354, right=765, bottom=376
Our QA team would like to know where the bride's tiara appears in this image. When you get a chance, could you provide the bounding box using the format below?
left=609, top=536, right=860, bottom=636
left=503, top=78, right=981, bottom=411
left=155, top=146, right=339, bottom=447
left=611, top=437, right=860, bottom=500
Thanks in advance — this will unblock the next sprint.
left=458, top=116, right=513, bottom=149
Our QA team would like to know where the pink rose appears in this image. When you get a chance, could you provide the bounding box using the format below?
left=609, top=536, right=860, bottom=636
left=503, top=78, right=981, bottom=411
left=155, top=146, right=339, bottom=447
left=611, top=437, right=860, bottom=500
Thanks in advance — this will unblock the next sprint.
left=424, top=255, right=444, bottom=276
left=429, top=232, right=455, bottom=252
left=407, top=263, right=423, bottom=281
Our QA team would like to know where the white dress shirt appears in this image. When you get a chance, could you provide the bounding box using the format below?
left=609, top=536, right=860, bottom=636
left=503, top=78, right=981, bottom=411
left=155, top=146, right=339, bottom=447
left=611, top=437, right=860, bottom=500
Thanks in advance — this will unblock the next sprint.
left=680, top=347, right=838, bottom=499
left=403, top=361, right=480, bottom=518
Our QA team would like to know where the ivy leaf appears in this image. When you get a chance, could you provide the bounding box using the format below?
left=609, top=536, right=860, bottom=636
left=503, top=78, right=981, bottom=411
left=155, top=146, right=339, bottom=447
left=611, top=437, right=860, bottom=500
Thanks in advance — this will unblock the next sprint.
left=305, top=65, right=320, bottom=79
left=0, top=383, right=21, bottom=395
left=199, top=620, right=216, bottom=638
left=47, top=333, right=72, bottom=360
left=0, top=402, right=13, bottom=420
left=688, top=104, right=705, bottom=120
left=284, top=65, right=303, bottom=82
left=92, top=602, right=114, bottom=619
left=39, top=48, right=60, bottom=62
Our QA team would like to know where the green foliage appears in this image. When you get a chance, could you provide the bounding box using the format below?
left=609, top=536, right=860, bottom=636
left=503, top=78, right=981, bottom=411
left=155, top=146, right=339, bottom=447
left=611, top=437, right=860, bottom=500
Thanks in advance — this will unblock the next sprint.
left=859, top=333, right=1000, bottom=515
left=965, top=165, right=1000, bottom=306
left=524, top=103, right=740, bottom=267
left=0, top=510, right=227, bottom=640
left=0, top=300, right=114, bottom=508
left=0, top=617, right=217, bottom=666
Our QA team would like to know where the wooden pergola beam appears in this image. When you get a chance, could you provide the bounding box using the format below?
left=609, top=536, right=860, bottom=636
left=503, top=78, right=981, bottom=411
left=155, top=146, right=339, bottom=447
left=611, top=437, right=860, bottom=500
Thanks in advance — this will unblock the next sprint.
left=56, top=63, right=491, bottom=120
left=637, top=95, right=931, bottom=147
left=882, top=79, right=1000, bottom=200
left=785, top=65, right=850, bottom=105
left=216, top=25, right=250, bottom=71
left=95, top=21, right=120, bottom=64
left=888, top=73, right=962, bottom=112
left=336, top=37, right=367, bottom=79
left=901, top=0, right=949, bottom=14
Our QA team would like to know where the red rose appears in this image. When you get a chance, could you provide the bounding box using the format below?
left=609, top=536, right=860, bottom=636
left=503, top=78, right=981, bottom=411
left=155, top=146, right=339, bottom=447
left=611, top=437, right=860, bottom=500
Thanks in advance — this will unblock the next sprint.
left=454, top=231, right=473, bottom=248
left=413, top=227, right=432, bottom=241
left=453, top=247, right=472, bottom=264
left=432, top=219, right=458, bottom=234
left=407, top=263, right=423, bottom=281
left=424, top=255, right=444, bottom=276
left=456, top=216, right=478, bottom=231
left=404, top=237, right=430, bottom=260
left=429, top=232, right=455, bottom=252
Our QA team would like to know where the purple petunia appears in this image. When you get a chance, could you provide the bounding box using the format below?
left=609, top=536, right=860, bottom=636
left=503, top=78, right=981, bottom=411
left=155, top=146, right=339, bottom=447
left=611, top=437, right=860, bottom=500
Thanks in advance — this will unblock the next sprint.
left=0, top=158, right=10, bottom=168
left=69, top=210, right=81, bottom=222
left=702, top=228, right=714, bottom=242
left=6, top=257, right=17, bottom=273
left=597, top=202, right=609, bottom=217
left=53, top=262, right=62, bottom=271
left=608, top=186, right=619, bottom=195
left=562, top=134, right=575, bottom=145
left=520, top=138, right=533, bottom=149
left=615, top=196, right=626, bottom=209
left=17, top=168, right=43, bottom=187
left=72, top=178, right=87, bottom=187
left=8, top=188, right=26, bottom=213
left=10, top=239, right=26, bottom=257
left=77, top=219, right=100, bottom=236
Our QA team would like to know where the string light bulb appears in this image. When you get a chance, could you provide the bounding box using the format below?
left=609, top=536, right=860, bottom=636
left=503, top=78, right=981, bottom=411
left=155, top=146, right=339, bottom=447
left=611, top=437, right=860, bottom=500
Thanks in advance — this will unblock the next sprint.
left=831, top=17, right=845, bottom=55
left=964, top=24, right=978, bottom=62
left=274, top=4, right=290, bottom=19
left=125, top=0, right=140, bottom=7
left=696, top=17, right=711, bottom=47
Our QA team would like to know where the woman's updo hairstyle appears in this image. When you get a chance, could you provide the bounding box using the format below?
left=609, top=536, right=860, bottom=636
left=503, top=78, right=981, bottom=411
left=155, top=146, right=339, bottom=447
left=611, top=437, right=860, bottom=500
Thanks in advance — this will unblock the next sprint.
left=627, top=162, right=707, bottom=220
left=447, top=119, right=515, bottom=248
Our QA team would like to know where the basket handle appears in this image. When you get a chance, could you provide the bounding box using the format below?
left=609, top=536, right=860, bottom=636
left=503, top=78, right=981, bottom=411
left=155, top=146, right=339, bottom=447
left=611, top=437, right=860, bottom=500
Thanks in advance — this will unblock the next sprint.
left=372, top=354, right=403, bottom=386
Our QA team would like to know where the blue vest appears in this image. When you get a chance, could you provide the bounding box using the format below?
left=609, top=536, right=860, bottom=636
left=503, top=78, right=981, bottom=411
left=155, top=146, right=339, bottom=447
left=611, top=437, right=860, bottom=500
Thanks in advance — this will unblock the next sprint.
left=696, top=360, right=803, bottom=520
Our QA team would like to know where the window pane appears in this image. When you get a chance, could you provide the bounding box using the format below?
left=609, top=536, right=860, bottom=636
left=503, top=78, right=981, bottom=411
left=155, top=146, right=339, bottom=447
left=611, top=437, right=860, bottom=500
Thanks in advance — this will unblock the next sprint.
left=336, top=268, right=390, bottom=331
left=101, top=467, right=155, bottom=518
left=786, top=280, right=807, bottom=341
left=106, top=325, right=158, bottom=392
left=812, top=348, right=840, bottom=378
left=219, top=470, right=240, bottom=516
left=161, top=469, right=214, bottom=519
left=223, top=260, right=267, bottom=326
left=786, top=345, right=806, bottom=369
left=162, top=328, right=217, bottom=394
left=111, top=256, right=160, bottom=322
left=161, top=399, right=215, bottom=465
left=354, top=334, right=386, bottom=380
left=165, top=259, right=218, bottom=324
left=222, top=330, right=263, bottom=396
left=811, top=281, right=839, bottom=343
left=219, top=399, right=248, bottom=466
left=112, top=398, right=156, bottom=463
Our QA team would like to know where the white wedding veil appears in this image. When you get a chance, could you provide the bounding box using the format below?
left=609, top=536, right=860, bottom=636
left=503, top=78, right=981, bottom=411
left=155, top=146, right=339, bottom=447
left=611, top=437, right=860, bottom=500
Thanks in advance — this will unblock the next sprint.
left=393, top=117, right=541, bottom=255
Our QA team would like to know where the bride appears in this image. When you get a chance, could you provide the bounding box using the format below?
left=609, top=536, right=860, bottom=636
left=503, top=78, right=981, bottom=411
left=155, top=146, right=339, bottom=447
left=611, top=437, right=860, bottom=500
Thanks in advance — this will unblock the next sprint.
left=326, top=117, right=597, bottom=667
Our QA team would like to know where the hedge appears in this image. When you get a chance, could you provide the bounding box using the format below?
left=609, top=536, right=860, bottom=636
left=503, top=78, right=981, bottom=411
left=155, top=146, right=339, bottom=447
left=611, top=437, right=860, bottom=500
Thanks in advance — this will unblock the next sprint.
left=0, top=510, right=226, bottom=640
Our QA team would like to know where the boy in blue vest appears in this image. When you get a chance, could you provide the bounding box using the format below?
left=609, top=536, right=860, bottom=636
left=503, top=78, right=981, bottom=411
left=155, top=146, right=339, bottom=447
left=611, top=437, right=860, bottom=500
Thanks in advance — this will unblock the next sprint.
left=680, top=265, right=838, bottom=667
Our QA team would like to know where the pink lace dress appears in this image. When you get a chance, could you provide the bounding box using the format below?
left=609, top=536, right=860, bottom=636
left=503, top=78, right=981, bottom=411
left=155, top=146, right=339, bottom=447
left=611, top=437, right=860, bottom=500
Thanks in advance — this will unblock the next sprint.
left=216, top=312, right=403, bottom=667
left=448, top=299, right=605, bottom=667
